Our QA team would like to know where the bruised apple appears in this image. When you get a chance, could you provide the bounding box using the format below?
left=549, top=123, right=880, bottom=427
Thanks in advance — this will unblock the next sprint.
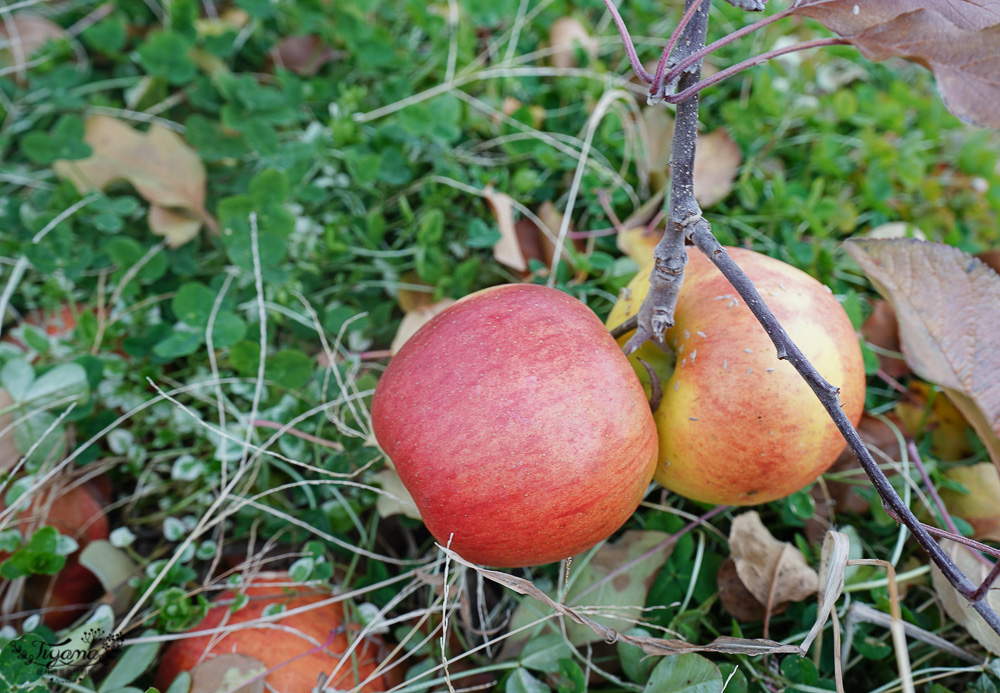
left=607, top=247, right=865, bottom=506
left=372, top=284, right=658, bottom=568
left=155, top=572, right=397, bottom=692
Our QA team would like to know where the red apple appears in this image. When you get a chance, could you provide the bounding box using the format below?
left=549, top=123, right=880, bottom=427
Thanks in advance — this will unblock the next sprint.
left=155, top=572, right=397, bottom=693
left=607, top=247, right=866, bottom=506
left=371, top=284, right=658, bottom=568
left=1, top=479, right=110, bottom=629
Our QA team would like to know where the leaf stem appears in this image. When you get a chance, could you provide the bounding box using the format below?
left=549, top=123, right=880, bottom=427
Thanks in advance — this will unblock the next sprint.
left=665, top=37, right=850, bottom=104
left=600, top=0, right=653, bottom=83
left=649, top=0, right=711, bottom=101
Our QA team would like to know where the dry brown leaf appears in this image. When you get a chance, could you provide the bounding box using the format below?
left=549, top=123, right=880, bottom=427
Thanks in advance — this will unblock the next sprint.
left=482, top=185, right=526, bottom=272
left=189, top=653, right=266, bottom=693
left=793, top=0, right=1000, bottom=34
left=615, top=189, right=666, bottom=268
left=547, top=17, right=599, bottom=69
left=53, top=115, right=216, bottom=247
left=390, top=298, right=456, bottom=355
left=717, top=557, right=769, bottom=622
left=271, top=35, right=338, bottom=76
left=930, top=539, right=1000, bottom=655
left=846, top=239, right=1000, bottom=469
left=940, top=463, right=1000, bottom=543
left=0, top=389, right=17, bottom=472
left=442, top=545, right=803, bottom=657
left=0, top=13, right=69, bottom=79
left=641, top=107, right=674, bottom=193
left=730, top=511, right=819, bottom=606
left=895, top=380, right=977, bottom=461
left=793, top=3, right=1000, bottom=128
left=693, top=129, right=741, bottom=208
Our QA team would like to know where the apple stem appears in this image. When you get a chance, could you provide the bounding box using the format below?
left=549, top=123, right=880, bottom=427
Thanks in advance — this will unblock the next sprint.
left=601, top=0, right=1000, bottom=638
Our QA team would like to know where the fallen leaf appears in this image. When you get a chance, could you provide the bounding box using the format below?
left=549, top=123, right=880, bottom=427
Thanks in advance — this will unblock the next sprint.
left=0, top=13, right=69, bottom=79
left=78, top=540, right=138, bottom=615
left=504, top=530, right=674, bottom=650
left=483, top=185, right=526, bottom=272
left=535, top=200, right=579, bottom=269
left=793, top=0, right=1000, bottom=35
left=865, top=222, right=927, bottom=240
left=846, top=239, right=1000, bottom=469
left=792, top=3, right=1000, bottom=129
left=615, top=189, right=666, bottom=268
left=940, top=464, right=1000, bottom=543
left=53, top=115, right=217, bottom=247
left=693, top=129, right=741, bottom=208
left=717, top=557, right=769, bottom=622
left=930, top=539, right=1000, bottom=655
left=373, top=466, right=421, bottom=520
left=271, top=35, right=339, bottom=76
left=547, top=17, right=599, bottom=69
left=0, top=389, right=17, bottom=472
left=390, top=298, right=456, bottom=355
left=895, top=380, right=977, bottom=461
left=861, top=299, right=908, bottom=380
left=443, top=545, right=802, bottom=658
left=641, top=107, right=674, bottom=193
left=189, top=653, right=266, bottom=693
left=730, top=511, right=819, bottom=606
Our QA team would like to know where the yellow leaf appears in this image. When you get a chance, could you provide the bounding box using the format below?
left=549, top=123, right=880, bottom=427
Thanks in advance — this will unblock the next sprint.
left=53, top=115, right=216, bottom=247
left=940, top=464, right=1000, bottom=543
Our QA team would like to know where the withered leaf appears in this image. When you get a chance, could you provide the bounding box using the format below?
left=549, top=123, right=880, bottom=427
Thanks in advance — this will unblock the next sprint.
left=53, top=115, right=216, bottom=247
left=792, top=3, right=1000, bottom=128
left=483, top=185, right=526, bottom=272
left=0, top=13, right=69, bottom=79
left=930, top=539, right=1000, bottom=655
left=390, top=298, right=456, bottom=355
left=443, top=545, right=802, bottom=658
left=846, top=239, right=1000, bottom=468
left=730, top=511, right=819, bottom=606
left=693, top=129, right=742, bottom=208
left=271, top=35, right=338, bottom=76
left=940, top=463, right=1000, bottom=543
left=717, top=557, right=768, bottom=622
left=189, top=653, right=266, bottom=693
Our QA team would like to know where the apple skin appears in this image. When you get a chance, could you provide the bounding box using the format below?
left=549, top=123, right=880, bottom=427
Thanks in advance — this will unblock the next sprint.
left=1, top=480, right=110, bottom=630
left=607, top=247, right=865, bottom=506
left=371, top=284, right=658, bottom=568
left=155, top=572, right=397, bottom=693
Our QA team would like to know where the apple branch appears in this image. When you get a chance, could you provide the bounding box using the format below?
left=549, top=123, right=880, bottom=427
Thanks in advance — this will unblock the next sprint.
left=622, top=0, right=709, bottom=357
left=602, top=0, right=1000, bottom=639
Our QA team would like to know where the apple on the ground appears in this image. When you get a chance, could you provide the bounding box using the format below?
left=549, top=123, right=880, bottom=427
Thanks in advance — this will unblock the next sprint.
left=608, top=246, right=865, bottom=506
left=372, top=283, right=658, bottom=568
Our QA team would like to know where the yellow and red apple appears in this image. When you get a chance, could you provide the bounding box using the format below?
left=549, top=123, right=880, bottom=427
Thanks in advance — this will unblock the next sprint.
left=371, top=284, right=658, bottom=568
left=608, top=246, right=865, bottom=506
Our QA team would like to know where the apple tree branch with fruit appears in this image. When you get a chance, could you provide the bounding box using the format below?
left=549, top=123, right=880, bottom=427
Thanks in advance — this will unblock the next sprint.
left=600, top=0, right=1000, bottom=638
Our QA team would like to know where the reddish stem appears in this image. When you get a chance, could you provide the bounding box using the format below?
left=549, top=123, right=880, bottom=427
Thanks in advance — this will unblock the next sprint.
left=664, top=37, right=850, bottom=104
left=650, top=0, right=710, bottom=100
left=600, top=0, right=653, bottom=83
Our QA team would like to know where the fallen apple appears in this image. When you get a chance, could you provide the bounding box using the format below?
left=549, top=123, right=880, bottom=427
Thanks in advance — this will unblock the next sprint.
left=155, top=572, right=397, bottom=693
left=371, top=284, right=658, bottom=568
left=607, top=246, right=865, bottom=506
left=1, top=478, right=110, bottom=629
